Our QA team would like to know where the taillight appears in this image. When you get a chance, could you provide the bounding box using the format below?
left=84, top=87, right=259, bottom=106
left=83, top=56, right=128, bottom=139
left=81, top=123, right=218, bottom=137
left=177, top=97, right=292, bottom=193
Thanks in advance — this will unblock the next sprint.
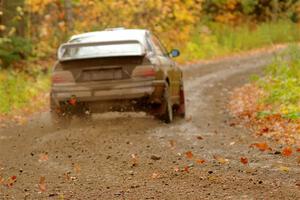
left=52, top=71, right=74, bottom=84
left=132, top=65, right=156, bottom=78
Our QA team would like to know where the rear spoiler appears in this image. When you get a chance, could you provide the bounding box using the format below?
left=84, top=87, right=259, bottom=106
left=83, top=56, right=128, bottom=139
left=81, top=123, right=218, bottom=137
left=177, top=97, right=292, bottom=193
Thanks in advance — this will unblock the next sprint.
left=58, top=40, right=146, bottom=62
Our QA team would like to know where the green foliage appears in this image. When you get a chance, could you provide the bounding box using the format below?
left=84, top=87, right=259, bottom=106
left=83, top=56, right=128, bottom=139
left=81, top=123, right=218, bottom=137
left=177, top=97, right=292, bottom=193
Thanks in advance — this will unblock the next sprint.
left=24, top=0, right=202, bottom=53
left=203, top=0, right=300, bottom=23
left=0, top=70, right=50, bottom=113
left=0, top=36, right=32, bottom=69
left=241, top=0, right=259, bottom=15
left=181, top=20, right=300, bottom=61
left=258, top=44, right=300, bottom=118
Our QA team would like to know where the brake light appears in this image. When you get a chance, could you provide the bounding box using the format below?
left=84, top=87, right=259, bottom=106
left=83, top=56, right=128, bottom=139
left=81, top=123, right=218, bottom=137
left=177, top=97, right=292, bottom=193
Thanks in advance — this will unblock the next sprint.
left=52, top=71, right=74, bottom=84
left=132, top=65, right=156, bottom=78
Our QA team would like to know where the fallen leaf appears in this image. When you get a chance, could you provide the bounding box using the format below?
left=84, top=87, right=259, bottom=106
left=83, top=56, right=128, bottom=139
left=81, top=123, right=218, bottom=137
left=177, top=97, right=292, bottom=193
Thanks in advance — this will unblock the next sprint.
left=38, top=153, right=49, bottom=162
left=6, top=175, right=17, bottom=187
left=260, top=127, right=269, bottom=133
left=279, top=166, right=289, bottom=172
left=229, top=141, right=235, bottom=146
left=151, top=172, right=160, bottom=179
left=282, top=147, right=292, bottom=157
left=185, top=151, right=193, bottom=159
left=64, top=173, right=71, bottom=181
left=296, top=148, right=300, bottom=152
left=169, top=140, right=176, bottom=148
left=39, top=176, right=46, bottom=192
left=73, top=164, right=81, bottom=174
left=196, top=159, right=206, bottom=164
left=208, top=176, right=217, bottom=181
left=245, top=168, right=256, bottom=174
left=0, top=176, right=4, bottom=184
left=131, top=154, right=138, bottom=167
left=150, top=155, right=161, bottom=161
left=174, top=167, right=180, bottom=172
left=250, top=143, right=271, bottom=152
left=59, top=194, right=65, bottom=200
left=213, top=155, right=229, bottom=164
left=131, top=154, right=137, bottom=159
left=229, top=122, right=236, bottom=127
left=184, top=166, right=189, bottom=173
left=240, top=157, right=248, bottom=165
left=196, top=136, right=203, bottom=140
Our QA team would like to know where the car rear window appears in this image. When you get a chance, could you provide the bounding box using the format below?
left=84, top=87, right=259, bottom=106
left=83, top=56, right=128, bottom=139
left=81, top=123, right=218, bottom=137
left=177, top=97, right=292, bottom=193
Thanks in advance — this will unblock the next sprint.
left=58, top=42, right=145, bottom=61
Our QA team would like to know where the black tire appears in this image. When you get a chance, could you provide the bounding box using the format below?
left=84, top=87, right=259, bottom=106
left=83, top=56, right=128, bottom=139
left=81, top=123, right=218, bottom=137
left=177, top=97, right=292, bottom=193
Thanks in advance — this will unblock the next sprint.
left=160, top=85, right=173, bottom=123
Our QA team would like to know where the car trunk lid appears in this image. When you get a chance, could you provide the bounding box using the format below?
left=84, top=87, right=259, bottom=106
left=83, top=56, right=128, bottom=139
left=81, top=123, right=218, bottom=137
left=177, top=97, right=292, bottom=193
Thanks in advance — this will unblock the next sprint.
left=57, top=56, right=152, bottom=83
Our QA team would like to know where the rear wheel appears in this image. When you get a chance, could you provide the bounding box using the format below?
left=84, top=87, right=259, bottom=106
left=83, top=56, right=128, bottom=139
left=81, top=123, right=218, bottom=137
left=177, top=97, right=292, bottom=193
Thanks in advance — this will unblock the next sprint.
left=160, top=85, right=173, bottom=123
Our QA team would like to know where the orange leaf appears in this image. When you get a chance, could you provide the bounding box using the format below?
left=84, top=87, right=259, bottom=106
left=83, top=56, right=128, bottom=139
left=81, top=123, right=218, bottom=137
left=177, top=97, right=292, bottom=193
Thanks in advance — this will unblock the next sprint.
left=250, top=143, right=271, bottom=152
left=184, top=166, right=189, bottom=173
left=296, top=148, right=300, bottom=152
left=185, top=151, right=193, bottom=159
left=151, top=172, right=160, bottom=179
left=260, top=127, right=269, bottom=133
left=174, top=167, right=180, bottom=172
left=64, top=173, right=71, bottom=181
left=240, top=157, right=248, bottom=165
left=213, top=155, right=229, bottom=164
left=73, top=164, right=81, bottom=174
left=38, top=153, right=49, bottom=162
left=39, top=176, right=46, bottom=192
left=282, top=147, right=292, bottom=157
left=196, top=159, right=206, bottom=164
left=6, top=176, right=17, bottom=187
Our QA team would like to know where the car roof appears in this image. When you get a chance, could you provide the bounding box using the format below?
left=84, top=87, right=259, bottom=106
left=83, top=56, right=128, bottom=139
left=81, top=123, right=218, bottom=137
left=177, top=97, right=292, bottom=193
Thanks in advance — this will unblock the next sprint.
left=69, top=29, right=149, bottom=45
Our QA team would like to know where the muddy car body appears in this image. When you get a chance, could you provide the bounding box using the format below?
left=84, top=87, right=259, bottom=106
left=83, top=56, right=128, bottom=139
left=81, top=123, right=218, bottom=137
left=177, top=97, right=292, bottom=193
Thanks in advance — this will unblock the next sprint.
left=50, top=28, right=185, bottom=123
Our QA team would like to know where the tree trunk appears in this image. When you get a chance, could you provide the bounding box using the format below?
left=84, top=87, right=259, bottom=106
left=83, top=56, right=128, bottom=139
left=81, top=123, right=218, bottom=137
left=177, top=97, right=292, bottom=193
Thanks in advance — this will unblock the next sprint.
left=64, top=0, right=73, bottom=33
left=0, top=0, right=3, bottom=37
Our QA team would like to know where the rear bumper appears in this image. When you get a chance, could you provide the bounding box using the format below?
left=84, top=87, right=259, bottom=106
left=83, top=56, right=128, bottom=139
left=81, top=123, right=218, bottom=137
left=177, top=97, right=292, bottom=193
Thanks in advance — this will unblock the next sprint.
left=51, top=79, right=165, bottom=103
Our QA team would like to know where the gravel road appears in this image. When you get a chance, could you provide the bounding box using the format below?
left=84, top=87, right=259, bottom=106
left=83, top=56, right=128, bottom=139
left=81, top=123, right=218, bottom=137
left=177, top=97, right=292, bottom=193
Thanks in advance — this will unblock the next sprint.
left=1, top=51, right=300, bottom=200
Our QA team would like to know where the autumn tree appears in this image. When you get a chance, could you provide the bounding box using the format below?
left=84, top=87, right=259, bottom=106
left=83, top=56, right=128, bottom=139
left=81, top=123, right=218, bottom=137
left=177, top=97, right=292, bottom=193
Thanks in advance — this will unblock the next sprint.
left=203, top=0, right=300, bottom=24
left=22, top=0, right=202, bottom=54
left=1, top=0, right=25, bottom=36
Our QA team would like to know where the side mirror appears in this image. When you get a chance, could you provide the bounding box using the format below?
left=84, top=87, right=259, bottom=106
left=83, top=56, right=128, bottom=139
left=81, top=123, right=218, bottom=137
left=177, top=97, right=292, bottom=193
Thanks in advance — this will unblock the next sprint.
left=170, top=49, right=180, bottom=58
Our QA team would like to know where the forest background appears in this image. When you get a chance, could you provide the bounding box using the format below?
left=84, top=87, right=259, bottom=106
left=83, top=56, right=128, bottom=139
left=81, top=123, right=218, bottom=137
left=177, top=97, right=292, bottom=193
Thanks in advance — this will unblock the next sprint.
left=0, top=0, right=300, bottom=115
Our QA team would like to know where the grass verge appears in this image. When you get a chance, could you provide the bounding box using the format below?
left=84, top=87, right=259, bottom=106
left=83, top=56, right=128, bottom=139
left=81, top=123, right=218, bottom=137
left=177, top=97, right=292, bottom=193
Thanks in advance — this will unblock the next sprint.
left=181, top=20, right=300, bottom=61
left=229, top=45, right=300, bottom=145
left=0, top=69, right=50, bottom=124
left=258, top=44, right=300, bottom=118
